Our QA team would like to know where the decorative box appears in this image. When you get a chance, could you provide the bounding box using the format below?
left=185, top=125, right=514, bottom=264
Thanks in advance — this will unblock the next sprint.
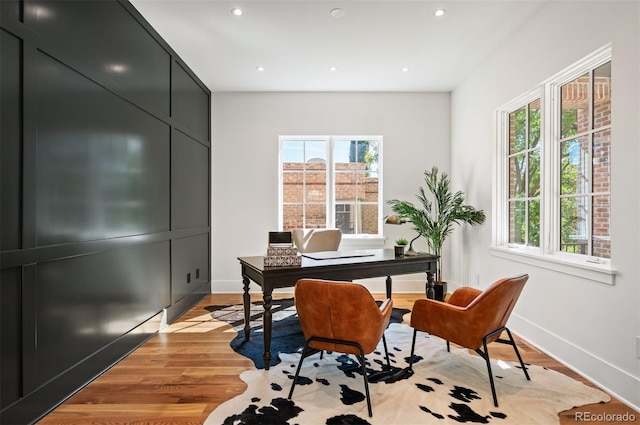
left=267, top=246, right=298, bottom=257
left=263, top=254, right=302, bottom=267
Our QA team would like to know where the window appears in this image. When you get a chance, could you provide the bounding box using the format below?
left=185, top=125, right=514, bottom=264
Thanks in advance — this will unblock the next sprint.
left=494, top=45, right=613, bottom=283
left=279, top=136, right=382, bottom=237
left=558, top=62, right=611, bottom=258
left=508, top=98, right=541, bottom=248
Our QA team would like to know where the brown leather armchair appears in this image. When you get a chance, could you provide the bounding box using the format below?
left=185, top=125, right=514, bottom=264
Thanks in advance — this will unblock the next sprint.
left=288, top=278, right=393, bottom=417
left=409, top=274, right=530, bottom=407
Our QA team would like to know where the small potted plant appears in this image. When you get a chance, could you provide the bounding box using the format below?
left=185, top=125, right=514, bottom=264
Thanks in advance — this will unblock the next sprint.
left=394, top=238, right=409, bottom=257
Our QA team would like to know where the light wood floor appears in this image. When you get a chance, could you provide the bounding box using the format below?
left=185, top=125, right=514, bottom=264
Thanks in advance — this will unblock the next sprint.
left=39, top=293, right=638, bottom=424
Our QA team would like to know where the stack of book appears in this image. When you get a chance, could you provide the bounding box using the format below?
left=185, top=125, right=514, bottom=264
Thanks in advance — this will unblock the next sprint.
left=263, top=231, right=302, bottom=267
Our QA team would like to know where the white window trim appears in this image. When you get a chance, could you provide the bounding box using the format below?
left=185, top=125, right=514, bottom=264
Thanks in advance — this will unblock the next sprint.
left=278, top=135, right=384, bottom=245
left=492, top=44, right=615, bottom=285
left=493, top=90, right=543, bottom=250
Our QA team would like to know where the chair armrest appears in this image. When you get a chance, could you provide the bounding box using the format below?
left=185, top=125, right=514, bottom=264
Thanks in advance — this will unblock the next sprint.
left=361, top=298, right=393, bottom=354
left=378, top=298, right=393, bottom=329
left=411, top=298, right=467, bottom=327
left=448, top=287, right=482, bottom=307
left=378, top=298, right=392, bottom=315
left=410, top=296, right=489, bottom=350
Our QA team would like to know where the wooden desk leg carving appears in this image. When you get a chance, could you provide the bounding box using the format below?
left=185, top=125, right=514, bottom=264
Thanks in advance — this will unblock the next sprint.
left=385, top=276, right=392, bottom=299
left=242, top=276, right=251, bottom=341
left=426, top=271, right=435, bottom=300
left=262, top=291, right=273, bottom=370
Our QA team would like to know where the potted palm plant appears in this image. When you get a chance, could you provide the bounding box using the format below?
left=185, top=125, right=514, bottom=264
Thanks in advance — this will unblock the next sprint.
left=387, top=166, right=486, bottom=300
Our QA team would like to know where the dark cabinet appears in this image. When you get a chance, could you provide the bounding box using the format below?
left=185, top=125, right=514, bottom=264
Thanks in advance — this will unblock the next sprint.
left=0, top=1, right=210, bottom=423
left=172, top=234, right=209, bottom=306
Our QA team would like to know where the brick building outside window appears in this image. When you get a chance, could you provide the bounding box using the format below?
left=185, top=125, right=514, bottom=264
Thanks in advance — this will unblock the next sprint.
left=279, top=136, right=382, bottom=237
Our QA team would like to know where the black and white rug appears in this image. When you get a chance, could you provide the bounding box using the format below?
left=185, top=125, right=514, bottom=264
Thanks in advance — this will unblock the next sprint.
left=205, top=322, right=610, bottom=425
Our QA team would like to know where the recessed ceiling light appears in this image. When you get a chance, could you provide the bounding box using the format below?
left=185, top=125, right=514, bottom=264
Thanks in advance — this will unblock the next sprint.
left=402, top=67, right=409, bottom=72
left=256, top=66, right=264, bottom=72
left=434, top=8, right=446, bottom=17
left=330, top=8, right=345, bottom=18
left=329, top=67, right=337, bottom=72
left=231, top=7, right=244, bottom=16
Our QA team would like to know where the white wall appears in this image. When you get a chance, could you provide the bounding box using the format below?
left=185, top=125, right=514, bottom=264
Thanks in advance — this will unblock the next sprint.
left=211, top=92, right=450, bottom=294
left=450, top=1, right=639, bottom=410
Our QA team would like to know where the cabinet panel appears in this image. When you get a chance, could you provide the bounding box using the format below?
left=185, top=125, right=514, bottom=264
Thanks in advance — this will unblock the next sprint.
left=0, top=1, right=20, bottom=23
left=171, top=234, right=209, bottom=304
left=34, top=242, right=170, bottom=387
left=1, top=30, right=22, bottom=251
left=171, top=130, right=209, bottom=230
left=172, top=61, right=209, bottom=139
left=25, top=0, right=170, bottom=114
left=35, top=52, right=170, bottom=246
left=0, top=268, right=22, bottom=409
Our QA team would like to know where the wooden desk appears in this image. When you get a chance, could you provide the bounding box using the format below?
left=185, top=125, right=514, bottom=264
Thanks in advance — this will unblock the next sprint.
left=238, top=249, right=438, bottom=369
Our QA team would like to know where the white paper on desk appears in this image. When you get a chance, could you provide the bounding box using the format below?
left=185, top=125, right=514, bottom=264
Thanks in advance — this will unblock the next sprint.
left=301, top=251, right=375, bottom=260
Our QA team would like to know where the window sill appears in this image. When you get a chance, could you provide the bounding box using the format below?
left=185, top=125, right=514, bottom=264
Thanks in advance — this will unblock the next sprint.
left=489, top=245, right=616, bottom=285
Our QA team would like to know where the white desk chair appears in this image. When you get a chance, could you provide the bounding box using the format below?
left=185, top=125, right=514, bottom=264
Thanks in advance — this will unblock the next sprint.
left=292, top=229, right=342, bottom=253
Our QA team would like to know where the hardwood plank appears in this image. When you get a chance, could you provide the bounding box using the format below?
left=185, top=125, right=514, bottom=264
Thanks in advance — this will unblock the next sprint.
left=38, top=293, right=639, bottom=424
left=47, top=404, right=207, bottom=416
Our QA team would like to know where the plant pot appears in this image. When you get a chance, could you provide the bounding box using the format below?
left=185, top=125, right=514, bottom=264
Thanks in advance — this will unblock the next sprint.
left=434, top=281, right=447, bottom=302
left=394, top=245, right=406, bottom=257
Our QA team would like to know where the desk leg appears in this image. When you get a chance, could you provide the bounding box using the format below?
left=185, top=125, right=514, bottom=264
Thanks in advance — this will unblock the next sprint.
left=385, top=276, right=392, bottom=299
left=426, top=271, right=435, bottom=299
left=262, top=291, right=273, bottom=370
left=243, top=277, right=251, bottom=341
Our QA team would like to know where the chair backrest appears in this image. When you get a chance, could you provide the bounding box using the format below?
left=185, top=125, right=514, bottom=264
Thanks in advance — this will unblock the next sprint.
left=294, top=278, right=387, bottom=354
left=467, top=274, right=529, bottom=342
left=292, top=229, right=342, bottom=253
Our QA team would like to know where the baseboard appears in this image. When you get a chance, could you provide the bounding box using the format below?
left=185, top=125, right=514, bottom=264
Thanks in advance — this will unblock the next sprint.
left=510, top=313, right=640, bottom=412
left=166, top=280, right=211, bottom=323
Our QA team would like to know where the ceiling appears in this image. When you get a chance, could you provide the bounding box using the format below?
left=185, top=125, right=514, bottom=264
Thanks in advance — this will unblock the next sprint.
left=129, top=0, right=548, bottom=92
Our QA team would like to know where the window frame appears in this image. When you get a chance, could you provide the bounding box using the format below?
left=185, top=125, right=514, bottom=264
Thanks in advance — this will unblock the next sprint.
left=492, top=45, right=615, bottom=285
left=278, top=135, right=384, bottom=241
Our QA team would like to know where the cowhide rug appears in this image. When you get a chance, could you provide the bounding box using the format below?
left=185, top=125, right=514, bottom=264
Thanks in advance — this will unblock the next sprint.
left=205, top=323, right=609, bottom=425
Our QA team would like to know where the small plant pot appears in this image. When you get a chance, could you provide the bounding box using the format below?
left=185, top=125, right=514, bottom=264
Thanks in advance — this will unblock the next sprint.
left=394, top=245, right=406, bottom=257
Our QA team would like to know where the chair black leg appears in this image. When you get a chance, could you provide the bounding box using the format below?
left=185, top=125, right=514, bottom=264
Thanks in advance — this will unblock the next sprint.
left=291, top=338, right=375, bottom=416
left=446, top=341, right=450, bottom=352
left=475, top=327, right=532, bottom=408
left=382, top=333, right=391, bottom=369
left=476, top=338, right=499, bottom=407
left=288, top=342, right=312, bottom=399
left=408, top=329, right=418, bottom=372
left=357, top=353, right=373, bottom=417
left=504, top=327, right=530, bottom=381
